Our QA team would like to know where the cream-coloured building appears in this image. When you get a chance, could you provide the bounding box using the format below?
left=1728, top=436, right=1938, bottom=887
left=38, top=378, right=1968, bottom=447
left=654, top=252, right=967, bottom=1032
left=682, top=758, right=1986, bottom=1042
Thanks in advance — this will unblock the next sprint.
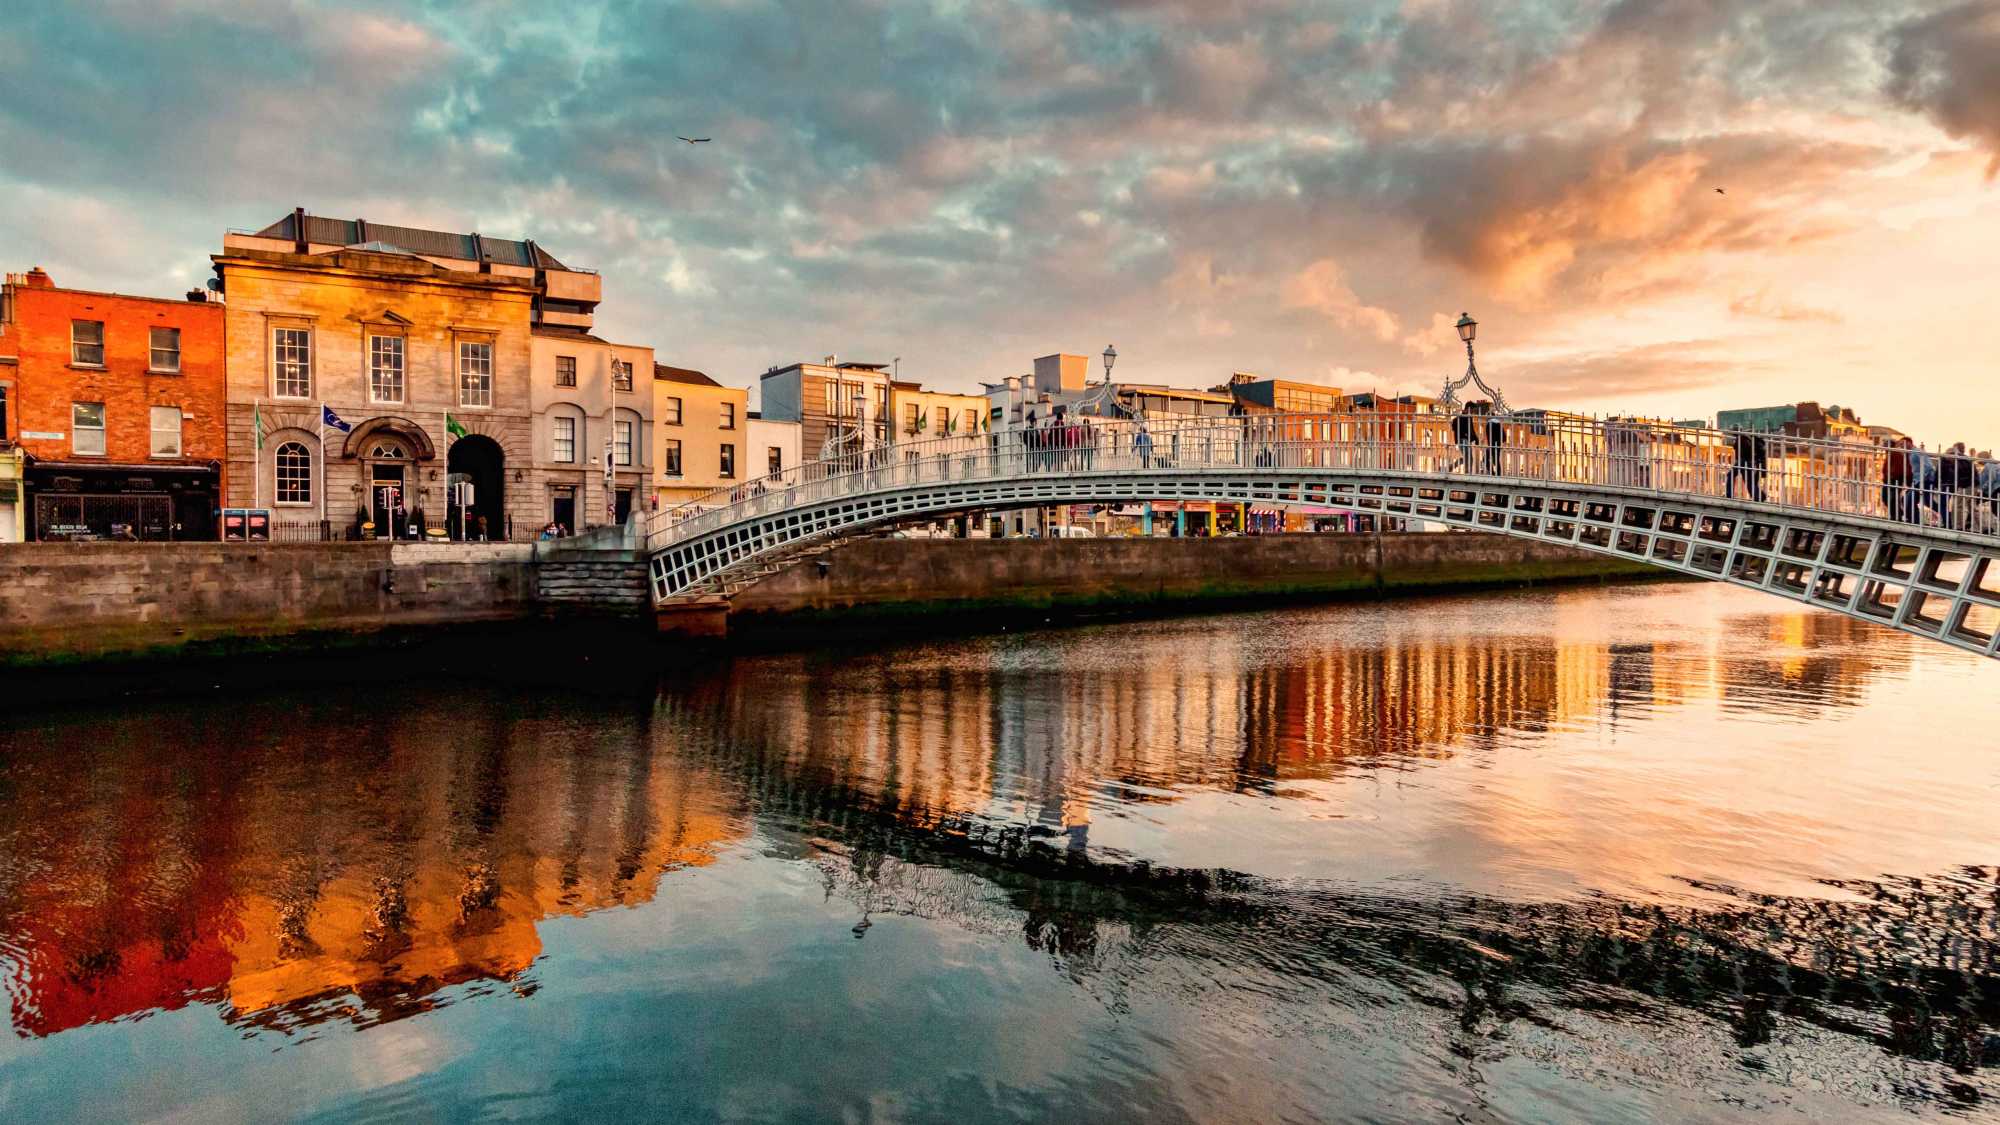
left=654, top=364, right=749, bottom=508
left=217, top=210, right=606, bottom=539
left=745, top=412, right=802, bottom=482
left=888, top=381, right=987, bottom=443
left=528, top=328, right=652, bottom=533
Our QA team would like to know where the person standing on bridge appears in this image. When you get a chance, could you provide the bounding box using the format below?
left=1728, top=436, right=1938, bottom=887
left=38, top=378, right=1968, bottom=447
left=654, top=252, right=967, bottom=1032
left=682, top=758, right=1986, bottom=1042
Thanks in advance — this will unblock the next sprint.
left=1135, top=423, right=1155, bottom=468
left=1452, top=405, right=1480, bottom=474
left=1882, top=437, right=1912, bottom=522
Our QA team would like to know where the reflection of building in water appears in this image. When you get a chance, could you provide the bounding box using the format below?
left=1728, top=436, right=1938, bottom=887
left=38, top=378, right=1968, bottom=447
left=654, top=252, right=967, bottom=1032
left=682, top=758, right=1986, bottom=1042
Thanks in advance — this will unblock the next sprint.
left=698, top=596, right=1900, bottom=848
left=0, top=707, right=748, bottom=1037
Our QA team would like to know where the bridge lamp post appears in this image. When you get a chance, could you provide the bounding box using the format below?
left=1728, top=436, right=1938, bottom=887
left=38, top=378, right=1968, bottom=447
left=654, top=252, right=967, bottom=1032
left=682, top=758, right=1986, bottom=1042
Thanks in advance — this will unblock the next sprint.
left=1102, top=344, right=1116, bottom=381
left=1456, top=312, right=1477, bottom=369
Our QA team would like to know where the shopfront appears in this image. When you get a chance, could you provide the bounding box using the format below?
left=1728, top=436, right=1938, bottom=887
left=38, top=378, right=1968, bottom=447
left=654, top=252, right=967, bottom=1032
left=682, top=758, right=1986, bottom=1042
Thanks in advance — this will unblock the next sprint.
left=25, top=459, right=220, bottom=541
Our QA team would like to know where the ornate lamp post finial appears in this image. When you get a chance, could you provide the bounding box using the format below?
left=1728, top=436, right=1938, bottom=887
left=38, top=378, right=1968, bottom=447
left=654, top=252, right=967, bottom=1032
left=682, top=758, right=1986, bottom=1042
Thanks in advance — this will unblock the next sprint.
left=1102, top=344, right=1117, bottom=381
left=1442, top=311, right=1507, bottom=416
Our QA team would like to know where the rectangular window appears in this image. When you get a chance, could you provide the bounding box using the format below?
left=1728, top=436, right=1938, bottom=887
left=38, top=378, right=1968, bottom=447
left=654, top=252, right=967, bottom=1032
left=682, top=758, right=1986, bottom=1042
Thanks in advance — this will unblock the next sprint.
left=149, top=327, right=181, bottom=373
left=964, top=408, right=978, bottom=433
left=71, top=320, right=104, bottom=366
left=721, top=402, right=736, bottom=430
left=613, top=360, right=634, bottom=392
left=556, top=355, right=577, bottom=387
left=150, top=405, right=182, bottom=457
left=663, top=437, right=682, bottom=476
left=935, top=410, right=947, bottom=436
left=369, top=335, right=405, bottom=402
left=553, top=416, right=576, bottom=462
left=458, top=341, right=493, bottom=406
left=904, top=403, right=919, bottom=432
left=825, top=383, right=838, bottom=415
left=720, top=443, right=736, bottom=479
left=663, top=396, right=682, bottom=425
left=615, top=419, right=633, bottom=466
left=767, top=446, right=782, bottom=477
left=0, top=385, right=8, bottom=439
left=273, top=327, right=311, bottom=397
left=73, top=402, right=105, bottom=456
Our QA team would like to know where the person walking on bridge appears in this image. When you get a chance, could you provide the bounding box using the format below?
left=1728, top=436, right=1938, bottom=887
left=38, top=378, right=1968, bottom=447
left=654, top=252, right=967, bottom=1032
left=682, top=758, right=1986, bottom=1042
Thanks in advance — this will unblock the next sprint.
left=1135, top=423, right=1154, bottom=468
left=1882, top=437, right=1912, bottom=522
left=1452, top=405, right=1480, bottom=474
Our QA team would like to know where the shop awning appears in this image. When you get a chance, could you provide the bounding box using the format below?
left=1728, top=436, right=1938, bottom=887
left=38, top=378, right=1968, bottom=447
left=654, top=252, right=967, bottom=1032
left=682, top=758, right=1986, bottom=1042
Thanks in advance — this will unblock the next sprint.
left=26, top=459, right=218, bottom=474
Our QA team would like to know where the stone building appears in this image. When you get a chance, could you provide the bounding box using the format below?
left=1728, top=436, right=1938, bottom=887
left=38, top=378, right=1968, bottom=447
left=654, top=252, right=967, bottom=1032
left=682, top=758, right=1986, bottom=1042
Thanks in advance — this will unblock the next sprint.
left=0, top=267, right=227, bottom=540
left=654, top=363, right=749, bottom=508
left=528, top=327, right=653, bottom=534
left=214, top=211, right=601, bottom=539
left=888, top=381, right=986, bottom=443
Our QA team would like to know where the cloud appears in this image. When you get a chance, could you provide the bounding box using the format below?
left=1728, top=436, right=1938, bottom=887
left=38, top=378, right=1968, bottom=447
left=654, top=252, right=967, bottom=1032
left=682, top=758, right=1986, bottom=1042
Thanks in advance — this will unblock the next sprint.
left=1886, top=1, right=2000, bottom=177
left=1281, top=259, right=1401, bottom=342
left=1728, top=289, right=1843, bottom=324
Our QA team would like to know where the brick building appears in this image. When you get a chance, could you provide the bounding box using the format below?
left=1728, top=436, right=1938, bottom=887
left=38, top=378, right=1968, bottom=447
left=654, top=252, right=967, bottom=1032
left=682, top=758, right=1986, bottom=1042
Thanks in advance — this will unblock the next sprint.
left=0, top=267, right=226, bottom=540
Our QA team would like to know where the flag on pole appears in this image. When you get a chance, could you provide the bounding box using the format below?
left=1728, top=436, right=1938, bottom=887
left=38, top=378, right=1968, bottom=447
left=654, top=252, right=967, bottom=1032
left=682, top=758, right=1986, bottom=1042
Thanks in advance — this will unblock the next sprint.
left=321, top=404, right=352, bottom=433
left=445, top=412, right=468, bottom=441
left=254, top=406, right=267, bottom=450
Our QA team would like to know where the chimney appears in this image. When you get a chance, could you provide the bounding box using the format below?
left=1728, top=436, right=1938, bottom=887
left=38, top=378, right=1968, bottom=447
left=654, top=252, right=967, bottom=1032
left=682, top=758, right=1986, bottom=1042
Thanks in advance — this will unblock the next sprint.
left=186, top=289, right=206, bottom=303
left=292, top=206, right=308, bottom=253
left=23, top=266, right=53, bottom=289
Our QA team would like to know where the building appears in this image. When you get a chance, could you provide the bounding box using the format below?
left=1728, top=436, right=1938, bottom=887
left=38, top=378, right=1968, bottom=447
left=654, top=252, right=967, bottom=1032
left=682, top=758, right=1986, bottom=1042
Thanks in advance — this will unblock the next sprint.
left=745, top=411, right=802, bottom=482
left=528, top=328, right=653, bottom=533
left=654, top=363, right=749, bottom=508
left=889, top=381, right=986, bottom=443
left=214, top=214, right=565, bottom=539
left=0, top=267, right=226, bottom=540
left=1716, top=401, right=1870, bottom=442
left=757, top=359, right=893, bottom=459
left=1219, top=372, right=1343, bottom=414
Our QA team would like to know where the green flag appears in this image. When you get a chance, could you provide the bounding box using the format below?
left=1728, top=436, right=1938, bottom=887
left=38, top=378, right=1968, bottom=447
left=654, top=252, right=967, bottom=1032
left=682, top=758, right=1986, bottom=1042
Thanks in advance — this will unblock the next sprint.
left=445, top=413, right=468, bottom=440
left=254, top=407, right=266, bottom=450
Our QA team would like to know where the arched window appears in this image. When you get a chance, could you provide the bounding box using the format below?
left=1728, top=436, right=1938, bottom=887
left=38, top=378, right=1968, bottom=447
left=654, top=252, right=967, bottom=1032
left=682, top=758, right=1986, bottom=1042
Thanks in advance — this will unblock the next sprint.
left=369, top=441, right=405, bottom=459
left=276, top=442, right=312, bottom=504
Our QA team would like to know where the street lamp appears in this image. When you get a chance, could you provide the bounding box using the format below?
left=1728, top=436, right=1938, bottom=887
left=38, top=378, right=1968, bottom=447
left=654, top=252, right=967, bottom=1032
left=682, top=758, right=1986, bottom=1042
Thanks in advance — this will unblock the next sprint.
left=1456, top=311, right=1476, bottom=349
left=1102, top=344, right=1117, bottom=381
left=1441, top=311, right=1507, bottom=415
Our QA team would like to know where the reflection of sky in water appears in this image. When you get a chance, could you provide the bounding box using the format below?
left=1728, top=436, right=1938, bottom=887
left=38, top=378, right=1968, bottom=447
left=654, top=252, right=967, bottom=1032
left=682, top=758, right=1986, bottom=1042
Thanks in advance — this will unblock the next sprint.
left=0, top=581, right=1995, bottom=1122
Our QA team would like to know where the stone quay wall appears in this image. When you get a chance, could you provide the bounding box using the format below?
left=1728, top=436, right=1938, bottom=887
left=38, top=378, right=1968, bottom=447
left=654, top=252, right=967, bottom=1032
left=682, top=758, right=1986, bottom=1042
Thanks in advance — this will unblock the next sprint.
left=723, top=533, right=1660, bottom=626
left=0, top=542, right=538, bottom=665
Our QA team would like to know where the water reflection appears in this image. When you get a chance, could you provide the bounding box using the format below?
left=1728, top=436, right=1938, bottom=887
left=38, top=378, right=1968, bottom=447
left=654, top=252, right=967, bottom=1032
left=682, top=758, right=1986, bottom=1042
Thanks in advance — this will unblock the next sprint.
left=0, top=582, right=1994, bottom=1121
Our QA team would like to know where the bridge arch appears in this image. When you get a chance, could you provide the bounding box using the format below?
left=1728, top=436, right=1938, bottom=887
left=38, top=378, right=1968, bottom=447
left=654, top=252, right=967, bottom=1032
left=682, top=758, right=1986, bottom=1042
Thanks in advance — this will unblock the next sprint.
left=647, top=417, right=2000, bottom=661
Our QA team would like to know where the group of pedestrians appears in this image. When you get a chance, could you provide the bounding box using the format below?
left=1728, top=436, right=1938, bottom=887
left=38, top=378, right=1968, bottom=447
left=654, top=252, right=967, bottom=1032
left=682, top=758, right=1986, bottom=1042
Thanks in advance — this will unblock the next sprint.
left=1449, top=402, right=1504, bottom=474
left=1022, top=409, right=1101, bottom=472
left=1881, top=438, right=1999, bottom=531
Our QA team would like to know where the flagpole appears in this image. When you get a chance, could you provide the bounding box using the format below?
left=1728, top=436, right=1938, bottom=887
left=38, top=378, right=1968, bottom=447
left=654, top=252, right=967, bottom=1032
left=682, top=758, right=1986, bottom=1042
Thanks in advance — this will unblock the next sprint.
left=317, top=402, right=327, bottom=531
left=254, top=395, right=263, bottom=510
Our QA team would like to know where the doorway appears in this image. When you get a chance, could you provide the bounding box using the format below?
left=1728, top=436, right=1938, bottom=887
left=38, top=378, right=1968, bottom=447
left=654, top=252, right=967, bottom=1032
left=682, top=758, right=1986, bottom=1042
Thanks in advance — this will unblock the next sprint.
left=551, top=487, right=576, bottom=537
left=371, top=466, right=405, bottom=538
left=446, top=434, right=505, bottom=540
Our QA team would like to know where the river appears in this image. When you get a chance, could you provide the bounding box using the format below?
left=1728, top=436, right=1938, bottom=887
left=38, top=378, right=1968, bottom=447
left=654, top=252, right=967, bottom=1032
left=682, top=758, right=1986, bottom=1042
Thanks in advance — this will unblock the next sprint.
left=0, top=581, right=1996, bottom=1122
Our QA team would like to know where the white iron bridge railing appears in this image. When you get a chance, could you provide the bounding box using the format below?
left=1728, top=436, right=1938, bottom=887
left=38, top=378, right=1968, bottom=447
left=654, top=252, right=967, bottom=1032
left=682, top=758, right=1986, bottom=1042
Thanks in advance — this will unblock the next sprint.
left=648, top=412, right=2000, bottom=552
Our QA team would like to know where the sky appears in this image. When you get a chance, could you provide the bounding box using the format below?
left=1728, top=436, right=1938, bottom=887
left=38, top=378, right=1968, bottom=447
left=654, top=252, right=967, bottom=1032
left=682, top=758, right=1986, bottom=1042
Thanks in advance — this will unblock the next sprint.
left=2, top=0, right=1997, bottom=447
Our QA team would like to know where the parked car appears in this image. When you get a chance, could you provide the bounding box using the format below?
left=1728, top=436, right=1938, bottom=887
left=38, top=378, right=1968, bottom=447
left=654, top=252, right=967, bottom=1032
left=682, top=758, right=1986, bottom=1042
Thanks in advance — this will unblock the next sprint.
left=1047, top=525, right=1096, bottom=539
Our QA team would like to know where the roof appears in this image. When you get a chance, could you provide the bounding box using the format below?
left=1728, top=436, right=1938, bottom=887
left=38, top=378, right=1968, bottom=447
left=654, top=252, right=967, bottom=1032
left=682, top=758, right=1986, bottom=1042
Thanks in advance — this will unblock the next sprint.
left=655, top=363, right=721, bottom=387
left=252, top=211, right=572, bottom=271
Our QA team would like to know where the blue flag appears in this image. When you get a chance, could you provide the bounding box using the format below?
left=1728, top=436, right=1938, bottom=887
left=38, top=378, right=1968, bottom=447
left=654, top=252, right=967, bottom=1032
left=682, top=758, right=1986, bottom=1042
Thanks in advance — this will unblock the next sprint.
left=322, top=404, right=352, bottom=433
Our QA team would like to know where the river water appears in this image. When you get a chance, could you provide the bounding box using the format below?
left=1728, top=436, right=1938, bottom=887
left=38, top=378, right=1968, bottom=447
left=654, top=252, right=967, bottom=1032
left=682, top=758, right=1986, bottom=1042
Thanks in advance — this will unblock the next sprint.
left=0, top=581, right=1996, bottom=1123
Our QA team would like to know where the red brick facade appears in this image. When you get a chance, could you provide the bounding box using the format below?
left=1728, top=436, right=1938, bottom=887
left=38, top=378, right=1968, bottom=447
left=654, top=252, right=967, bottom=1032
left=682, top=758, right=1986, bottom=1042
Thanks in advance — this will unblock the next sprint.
left=0, top=269, right=227, bottom=538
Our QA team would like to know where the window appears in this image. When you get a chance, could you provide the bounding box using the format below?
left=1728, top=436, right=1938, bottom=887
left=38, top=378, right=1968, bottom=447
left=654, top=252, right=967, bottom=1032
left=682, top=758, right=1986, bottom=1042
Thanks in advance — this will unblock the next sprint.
left=149, top=327, right=181, bottom=373
left=553, top=416, right=576, bottom=462
left=767, top=446, right=782, bottom=477
left=903, top=403, right=919, bottom=433
left=368, top=441, right=405, bottom=459
left=556, top=355, right=577, bottom=387
left=369, top=335, right=405, bottom=402
left=663, top=437, right=682, bottom=476
left=663, top=396, right=682, bottom=425
left=276, top=441, right=312, bottom=504
left=0, top=386, right=9, bottom=439
left=720, top=443, right=736, bottom=479
left=615, top=419, right=633, bottom=466
left=72, top=402, right=105, bottom=456
left=71, top=321, right=104, bottom=366
left=721, top=402, right=736, bottom=429
left=273, top=327, right=311, bottom=397
left=613, top=360, right=634, bottom=392
left=150, top=405, right=182, bottom=457
left=459, top=341, right=493, bottom=406
left=964, top=408, right=978, bottom=433
left=825, top=384, right=838, bottom=415
left=935, top=410, right=947, bottom=436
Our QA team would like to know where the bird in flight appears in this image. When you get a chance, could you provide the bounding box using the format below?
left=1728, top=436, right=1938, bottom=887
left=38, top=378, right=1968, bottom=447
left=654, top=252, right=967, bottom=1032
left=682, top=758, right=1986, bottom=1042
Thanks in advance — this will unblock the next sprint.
left=1714, top=187, right=1725, bottom=194
left=676, top=136, right=711, bottom=144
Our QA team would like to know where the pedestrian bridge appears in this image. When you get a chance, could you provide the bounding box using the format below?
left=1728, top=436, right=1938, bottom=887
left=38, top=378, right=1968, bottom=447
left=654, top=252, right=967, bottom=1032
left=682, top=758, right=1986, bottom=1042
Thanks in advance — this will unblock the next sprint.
left=646, top=414, right=2000, bottom=661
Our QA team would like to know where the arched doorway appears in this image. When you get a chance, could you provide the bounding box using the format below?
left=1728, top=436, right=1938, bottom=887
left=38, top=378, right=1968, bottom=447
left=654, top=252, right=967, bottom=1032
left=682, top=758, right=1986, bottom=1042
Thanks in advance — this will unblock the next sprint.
left=447, top=434, right=505, bottom=540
